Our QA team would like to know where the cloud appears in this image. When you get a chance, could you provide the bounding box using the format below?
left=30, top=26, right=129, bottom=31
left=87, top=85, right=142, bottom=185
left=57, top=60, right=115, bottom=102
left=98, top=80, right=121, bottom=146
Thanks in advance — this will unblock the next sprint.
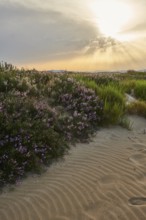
left=0, top=1, right=98, bottom=63
left=122, top=22, right=146, bottom=34
left=84, top=36, right=120, bottom=55
left=1, top=0, right=145, bottom=67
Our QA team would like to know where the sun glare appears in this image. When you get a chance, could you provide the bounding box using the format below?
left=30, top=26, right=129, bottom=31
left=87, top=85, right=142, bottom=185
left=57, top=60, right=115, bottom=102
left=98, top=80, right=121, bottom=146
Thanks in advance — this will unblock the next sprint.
left=90, top=0, right=134, bottom=41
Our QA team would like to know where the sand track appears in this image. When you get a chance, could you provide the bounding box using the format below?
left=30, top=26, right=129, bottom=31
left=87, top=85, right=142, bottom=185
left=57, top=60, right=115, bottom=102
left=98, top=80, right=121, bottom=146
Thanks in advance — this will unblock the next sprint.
left=0, top=116, right=146, bottom=220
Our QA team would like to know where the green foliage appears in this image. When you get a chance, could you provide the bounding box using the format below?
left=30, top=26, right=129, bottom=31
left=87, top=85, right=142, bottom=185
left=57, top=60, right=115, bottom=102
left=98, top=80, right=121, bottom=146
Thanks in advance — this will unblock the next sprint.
left=73, top=73, right=119, bottom=86
left=76, top=78, right=126, bottom=125
left=119, top=80, right=136, bottom=93
left=97, top=85, right=125, bottom=106
left=103, top=101, right=125, bottom=124
left=127, top=100, right=146, bottom=117
left=134, top=81, right=146, bottom=101
left=81, top=79, right=100, bottom=93
left=119, top=79, right=146, bottom=102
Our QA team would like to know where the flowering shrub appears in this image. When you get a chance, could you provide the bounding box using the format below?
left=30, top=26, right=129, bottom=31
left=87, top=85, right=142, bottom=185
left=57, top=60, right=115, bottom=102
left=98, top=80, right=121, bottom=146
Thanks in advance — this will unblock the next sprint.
left=0, top=87, right=67, bottom=187
left=51, top=77, right=103, bottom=141
left=0, top=65, right=105, bottom=187
left=0, top=130, right=67, bottom=187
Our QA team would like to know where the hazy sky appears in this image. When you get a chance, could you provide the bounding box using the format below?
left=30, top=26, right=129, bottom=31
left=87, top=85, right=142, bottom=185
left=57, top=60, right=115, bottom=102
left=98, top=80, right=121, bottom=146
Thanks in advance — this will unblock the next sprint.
left=0, top=0, right=146, bottom=71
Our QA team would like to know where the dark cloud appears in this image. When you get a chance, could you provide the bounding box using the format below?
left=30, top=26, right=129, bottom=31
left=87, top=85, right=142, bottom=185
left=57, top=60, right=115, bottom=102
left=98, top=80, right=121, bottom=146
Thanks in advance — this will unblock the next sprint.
left=0, top=2, right=98, bottom=63
left=84, top=36, right=119, bottom=55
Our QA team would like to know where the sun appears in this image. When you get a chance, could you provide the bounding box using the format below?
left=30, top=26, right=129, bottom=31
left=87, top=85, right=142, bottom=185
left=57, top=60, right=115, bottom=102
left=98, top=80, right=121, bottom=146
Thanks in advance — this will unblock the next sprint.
left=90, top=0, right=134, bottom=41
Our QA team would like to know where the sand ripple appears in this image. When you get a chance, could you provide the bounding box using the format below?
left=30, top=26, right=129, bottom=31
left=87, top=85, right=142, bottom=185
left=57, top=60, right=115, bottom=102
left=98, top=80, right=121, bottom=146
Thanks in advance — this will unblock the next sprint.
left=0, top=116, right=146, bottom=220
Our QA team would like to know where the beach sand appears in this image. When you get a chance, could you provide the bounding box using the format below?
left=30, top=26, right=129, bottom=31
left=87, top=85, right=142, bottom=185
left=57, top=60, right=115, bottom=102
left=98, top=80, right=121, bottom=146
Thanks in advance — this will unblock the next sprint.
left=0, top=116, right=146, bottom=220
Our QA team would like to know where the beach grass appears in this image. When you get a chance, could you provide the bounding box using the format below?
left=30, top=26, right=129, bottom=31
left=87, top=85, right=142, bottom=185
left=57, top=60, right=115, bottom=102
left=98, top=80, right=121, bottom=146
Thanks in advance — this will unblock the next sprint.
left=134, top=81, right=146, bottom=101
left=127, top=100, right=146, bottom=117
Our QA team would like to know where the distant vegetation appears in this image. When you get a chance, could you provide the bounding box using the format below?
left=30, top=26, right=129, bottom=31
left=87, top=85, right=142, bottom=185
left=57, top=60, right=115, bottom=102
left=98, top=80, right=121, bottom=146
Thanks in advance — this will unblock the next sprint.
left=0, top=62, right=146, bottom=188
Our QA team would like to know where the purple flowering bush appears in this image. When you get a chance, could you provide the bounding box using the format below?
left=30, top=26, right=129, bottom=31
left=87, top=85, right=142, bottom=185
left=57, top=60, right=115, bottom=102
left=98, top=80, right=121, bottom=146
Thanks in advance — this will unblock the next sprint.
left=51, top=77, right=103, bottom=141
left=0, top=90, right=67, bottom=187
left=0, top=64, right=104, bottom=188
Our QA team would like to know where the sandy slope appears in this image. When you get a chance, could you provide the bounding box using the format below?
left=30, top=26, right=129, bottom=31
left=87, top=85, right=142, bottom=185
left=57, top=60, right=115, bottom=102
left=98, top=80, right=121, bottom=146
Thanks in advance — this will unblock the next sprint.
left=0, top=116, right=146, bottom=220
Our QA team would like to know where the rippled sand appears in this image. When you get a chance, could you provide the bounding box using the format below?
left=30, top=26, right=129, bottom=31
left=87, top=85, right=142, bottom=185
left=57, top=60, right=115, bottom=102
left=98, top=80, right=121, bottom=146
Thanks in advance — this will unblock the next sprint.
left=0, top=116, right=146, bottom=220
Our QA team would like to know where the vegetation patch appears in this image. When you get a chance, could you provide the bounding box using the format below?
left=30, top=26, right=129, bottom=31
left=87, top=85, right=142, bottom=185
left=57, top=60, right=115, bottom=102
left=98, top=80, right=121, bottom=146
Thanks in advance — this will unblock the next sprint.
left=0, top=63, right=146, bottom=188
left=134, top=81, right=146, bottom=101
left=127, top=100, right=146, bottom=117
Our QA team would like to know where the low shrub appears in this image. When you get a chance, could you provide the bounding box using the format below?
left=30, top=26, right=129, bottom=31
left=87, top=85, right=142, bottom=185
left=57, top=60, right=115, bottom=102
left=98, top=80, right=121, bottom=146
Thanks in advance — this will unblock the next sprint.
left=0, top=92, right=67, bottom=187
left=51, top=77, right=104, bottom=140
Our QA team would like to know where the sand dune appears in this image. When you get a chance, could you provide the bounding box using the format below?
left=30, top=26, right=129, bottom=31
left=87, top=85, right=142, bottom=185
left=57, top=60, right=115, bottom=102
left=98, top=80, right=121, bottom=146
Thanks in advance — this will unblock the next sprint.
left=0, top=116, right=146, bottom=220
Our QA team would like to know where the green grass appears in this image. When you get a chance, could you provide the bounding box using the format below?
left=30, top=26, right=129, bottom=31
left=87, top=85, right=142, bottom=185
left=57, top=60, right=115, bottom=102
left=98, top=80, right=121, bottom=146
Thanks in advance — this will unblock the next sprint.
left=97, top=85, right=125, bottom=105
left=134, top=81, right=146, bottom=101
left=74, top=77, right=126, bottom=125
left=96, top=85, right=126, bottom=125
left=127, top=100, right=146, bottom=117
left=119, top=79, right=146, bottom=102
left=119, top=80, right=136, bottom=94
left=103, top=101, right=125, bottom=125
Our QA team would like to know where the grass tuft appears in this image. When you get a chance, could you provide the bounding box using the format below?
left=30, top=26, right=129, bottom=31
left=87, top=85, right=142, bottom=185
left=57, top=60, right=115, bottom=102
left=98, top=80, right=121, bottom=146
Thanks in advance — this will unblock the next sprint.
left=127, top=100, right=146, bottom=117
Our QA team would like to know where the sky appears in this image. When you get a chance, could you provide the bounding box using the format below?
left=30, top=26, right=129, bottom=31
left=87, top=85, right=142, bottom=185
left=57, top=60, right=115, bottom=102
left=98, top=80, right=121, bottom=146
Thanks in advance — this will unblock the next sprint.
left=0, top=0, right=146, bottom=71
